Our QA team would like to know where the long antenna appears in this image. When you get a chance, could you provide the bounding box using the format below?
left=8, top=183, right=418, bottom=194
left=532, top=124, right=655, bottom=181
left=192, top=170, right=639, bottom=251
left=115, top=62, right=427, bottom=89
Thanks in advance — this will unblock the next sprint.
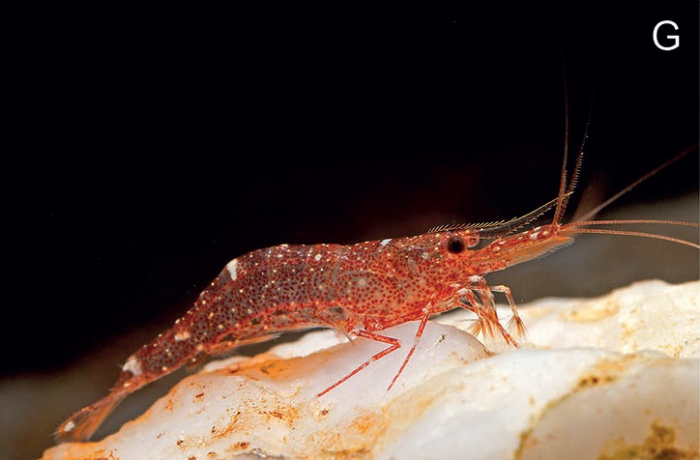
left=552, top=55, right=571, bottom=226
left=575, top=143, right=698, bottom=222
left=552, top=52, right=596, bottom=226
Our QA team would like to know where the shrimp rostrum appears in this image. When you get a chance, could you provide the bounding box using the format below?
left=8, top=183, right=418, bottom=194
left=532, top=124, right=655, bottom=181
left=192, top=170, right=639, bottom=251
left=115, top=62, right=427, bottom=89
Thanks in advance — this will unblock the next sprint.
left=56, top=144, right=699, bottom=443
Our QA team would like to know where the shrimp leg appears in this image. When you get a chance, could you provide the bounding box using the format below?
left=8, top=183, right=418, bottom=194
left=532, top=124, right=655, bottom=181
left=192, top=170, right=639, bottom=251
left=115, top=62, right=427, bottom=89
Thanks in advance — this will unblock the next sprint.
left=317, top=313, right=433, bottom=397
left=387, top=313, right=430, bottom=391
left=317, top=329, right=401, bottom=397
left=487, top=284, right=526, bottom=337
left=459, top=288, right=518, bottom=347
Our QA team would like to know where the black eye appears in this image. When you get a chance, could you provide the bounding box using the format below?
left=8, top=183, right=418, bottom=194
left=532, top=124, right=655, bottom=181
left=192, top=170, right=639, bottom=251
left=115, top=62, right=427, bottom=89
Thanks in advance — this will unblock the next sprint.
left=446, top=236, right=466, bottom=254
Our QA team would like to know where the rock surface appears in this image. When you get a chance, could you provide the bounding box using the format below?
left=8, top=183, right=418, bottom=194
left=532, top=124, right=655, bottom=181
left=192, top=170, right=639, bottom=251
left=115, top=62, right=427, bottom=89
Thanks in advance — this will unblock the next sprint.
left=39, top=280, right=699, bottom=460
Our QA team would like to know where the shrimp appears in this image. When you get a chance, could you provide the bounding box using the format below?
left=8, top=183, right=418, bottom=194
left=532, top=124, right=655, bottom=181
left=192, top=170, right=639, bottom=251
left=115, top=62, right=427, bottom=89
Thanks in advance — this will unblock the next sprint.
left=55, top=139, right=699, bottom=443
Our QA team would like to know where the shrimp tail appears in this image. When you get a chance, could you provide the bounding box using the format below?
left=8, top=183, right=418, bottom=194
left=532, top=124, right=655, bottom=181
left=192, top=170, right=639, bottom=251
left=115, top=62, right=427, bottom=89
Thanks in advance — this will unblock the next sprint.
left=54, top=390, right=128, bottom=442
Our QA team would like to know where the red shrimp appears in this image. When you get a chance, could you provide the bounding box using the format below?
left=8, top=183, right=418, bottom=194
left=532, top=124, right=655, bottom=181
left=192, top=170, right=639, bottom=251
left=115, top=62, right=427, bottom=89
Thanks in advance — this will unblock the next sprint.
left=55, top=141, right=699, bottom=442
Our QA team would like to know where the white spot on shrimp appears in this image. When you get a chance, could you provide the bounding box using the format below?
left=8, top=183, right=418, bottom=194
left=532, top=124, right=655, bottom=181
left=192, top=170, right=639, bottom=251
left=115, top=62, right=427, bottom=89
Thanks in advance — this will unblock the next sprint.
left=226, top=258, right=239, bottom=281
left=63, top=420, right=76, bottom=432
left=314, top=253, right=322, bottom=261
left=123, top=356, right=143, bottom=376
left=175, top=330, right=191, bottom=341
left=469, top=275, right=482, bottom=283
left=380, top=238, right=392, bottom=246
left=530, top=232, right=540, bottom=241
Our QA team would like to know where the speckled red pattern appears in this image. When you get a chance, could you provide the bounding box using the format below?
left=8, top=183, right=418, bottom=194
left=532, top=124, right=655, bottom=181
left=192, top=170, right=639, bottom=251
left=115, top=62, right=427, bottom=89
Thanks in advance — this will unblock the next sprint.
left=54, top=216, right=587, bottom=443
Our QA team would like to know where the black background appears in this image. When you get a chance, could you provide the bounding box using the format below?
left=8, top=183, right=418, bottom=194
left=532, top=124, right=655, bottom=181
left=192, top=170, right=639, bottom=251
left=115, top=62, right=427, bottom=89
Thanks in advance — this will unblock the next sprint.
left=3, top=7, right=698, bottom=459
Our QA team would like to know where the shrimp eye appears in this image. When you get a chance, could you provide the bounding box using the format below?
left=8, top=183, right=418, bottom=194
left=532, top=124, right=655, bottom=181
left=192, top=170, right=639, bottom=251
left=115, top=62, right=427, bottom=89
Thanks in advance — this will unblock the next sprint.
left=446, top=236, right=466, bottom=254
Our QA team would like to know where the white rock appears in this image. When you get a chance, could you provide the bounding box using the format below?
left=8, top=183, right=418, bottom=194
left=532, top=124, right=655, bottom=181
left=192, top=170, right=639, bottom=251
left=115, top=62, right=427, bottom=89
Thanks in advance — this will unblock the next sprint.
left=39, top=280, right=699, bottom=460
